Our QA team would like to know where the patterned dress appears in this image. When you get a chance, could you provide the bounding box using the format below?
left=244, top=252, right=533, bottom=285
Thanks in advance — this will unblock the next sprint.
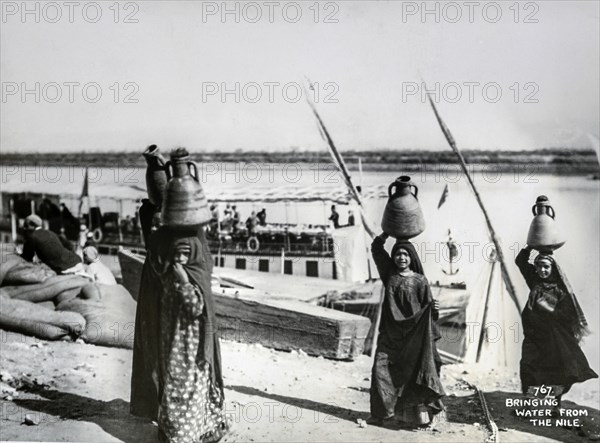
left=158, top=277, right=228, bottom=443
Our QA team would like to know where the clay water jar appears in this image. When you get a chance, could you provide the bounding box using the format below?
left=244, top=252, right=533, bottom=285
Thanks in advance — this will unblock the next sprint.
left=161, top=148, right=211, bottom=228
left=526, top=195, right=566, bottom=251
left=381, top=175, right=426, bottom=239
left=142, top=145, right=167, bottom=207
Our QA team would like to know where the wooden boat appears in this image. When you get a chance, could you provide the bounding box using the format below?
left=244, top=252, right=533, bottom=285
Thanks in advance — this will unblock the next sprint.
left=314, top=280, right=471, bottom=362
left=118, top=249, right=371, bottom=360
left=0, top=183, right=387, bottom=282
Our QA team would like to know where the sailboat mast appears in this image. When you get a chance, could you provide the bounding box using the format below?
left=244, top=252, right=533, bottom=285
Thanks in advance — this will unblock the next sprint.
left=358, top=156, right=363, bottom=189
left=427, top=93, right=522, bottom=312
left=303, top=82, right=376, bottom=238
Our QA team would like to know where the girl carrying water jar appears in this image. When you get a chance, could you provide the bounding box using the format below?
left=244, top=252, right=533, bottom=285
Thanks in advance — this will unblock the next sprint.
left=368, top=176, right=445, bottom=428
left=516, top=196, right=597, bottom=410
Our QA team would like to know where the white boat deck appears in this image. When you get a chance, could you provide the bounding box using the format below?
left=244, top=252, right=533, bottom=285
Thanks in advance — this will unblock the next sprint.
left=212, top=266, right=357, bottom=302
left=101, top=250, right=357, bottom=303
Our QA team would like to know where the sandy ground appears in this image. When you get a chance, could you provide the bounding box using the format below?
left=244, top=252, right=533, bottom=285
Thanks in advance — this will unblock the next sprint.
left=1, top=330, right=599, bottom=443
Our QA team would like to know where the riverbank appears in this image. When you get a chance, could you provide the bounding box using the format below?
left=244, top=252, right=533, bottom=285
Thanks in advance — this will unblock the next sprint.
left=1, top=149, right=599, bottom=175
left=1, top=330, right=598, bottom=443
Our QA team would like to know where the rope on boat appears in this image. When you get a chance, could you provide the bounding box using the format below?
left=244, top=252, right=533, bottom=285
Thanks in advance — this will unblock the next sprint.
left=461, top=379, right=499, bottom=443
left=477, top=386, right=499, bottom=443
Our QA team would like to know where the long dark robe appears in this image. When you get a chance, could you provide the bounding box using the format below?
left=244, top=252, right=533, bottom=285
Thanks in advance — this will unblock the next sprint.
left=370, top=237, right=445, bottom=423
left=130, top=222, right=164, bottom=420
left=516, top=248, right=598, bottom=394
left=139, top=199, right=158, bottom=249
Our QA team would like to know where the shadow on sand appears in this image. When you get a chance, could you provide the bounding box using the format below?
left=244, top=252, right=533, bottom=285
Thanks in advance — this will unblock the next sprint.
left=230, top=384, right=600, bottom=441
left=13, top=386, right=157, bottom=443
left=11, top=384, right=600, bottom=442
left=227, top=384, right=368, bottom=422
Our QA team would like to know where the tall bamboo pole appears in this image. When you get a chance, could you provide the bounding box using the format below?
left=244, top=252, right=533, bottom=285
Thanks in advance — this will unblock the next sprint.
left=426, top=93, right=522, bottom=312
left=10, top=199, right=17, bottom=243
left=302, top=82, right=376, bottom=238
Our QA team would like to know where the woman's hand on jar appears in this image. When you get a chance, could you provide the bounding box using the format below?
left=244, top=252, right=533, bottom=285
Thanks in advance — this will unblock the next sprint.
left=432, top=299, right=440, bottom=311
left=173, top=263, right=189, bottom=284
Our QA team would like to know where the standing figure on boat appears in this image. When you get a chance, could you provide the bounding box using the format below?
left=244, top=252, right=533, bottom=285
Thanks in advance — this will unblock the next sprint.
left=369, top=232, right=445, bottom=428
left=328, top=205, right=340, bottom=229
left=246, top=211, right=259, bottom=235
left=231, top=205, right=240, bottom=234
left=208, top=204, right=219, bottom=238
left=515, top=246, right=598, bottom=406
left=257, top=208, right=267, bottom=226
left=221, top=209, right=233, bottom=233
left=347, top=210, right=355, bottom=227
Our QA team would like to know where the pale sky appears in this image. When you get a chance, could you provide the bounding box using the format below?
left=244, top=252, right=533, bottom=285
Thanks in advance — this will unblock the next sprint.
left=1, top=0, right=598, bottom=152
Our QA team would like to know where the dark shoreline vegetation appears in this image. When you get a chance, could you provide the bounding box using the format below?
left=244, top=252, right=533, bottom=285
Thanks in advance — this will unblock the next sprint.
left=1, top=149, right=599, bottom=174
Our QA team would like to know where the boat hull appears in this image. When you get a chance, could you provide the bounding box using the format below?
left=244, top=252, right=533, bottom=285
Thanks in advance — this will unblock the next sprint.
left=118, top=249, right=371, bottom=360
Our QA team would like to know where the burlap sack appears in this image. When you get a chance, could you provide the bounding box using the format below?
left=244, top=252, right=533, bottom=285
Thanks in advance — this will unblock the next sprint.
left=0, top=253, right=26, bottom=286
left=0, top=275, right=90, bottom=303
left=1, top=255, right=56, bottom=286
left=56, top=283, right=136, bottom=349
left=0, top=293, right=86, bottom=340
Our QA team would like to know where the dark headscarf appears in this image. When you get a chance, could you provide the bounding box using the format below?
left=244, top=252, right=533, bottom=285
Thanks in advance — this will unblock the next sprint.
left=391, top=240, right=425, bottom=276
left=139, top=199, right=159, bottom=249
left=151, top=226, right=223, bottom=388
left=534, top=252, right=589, bottom=341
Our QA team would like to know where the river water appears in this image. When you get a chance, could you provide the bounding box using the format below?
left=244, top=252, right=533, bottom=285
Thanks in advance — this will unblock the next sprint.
left=1, top=163, right=599, bottom=399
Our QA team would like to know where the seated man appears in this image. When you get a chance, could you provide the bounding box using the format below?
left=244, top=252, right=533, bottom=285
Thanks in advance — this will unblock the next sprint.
left=83, top=246, right=117, bottom=285
left=21, top=215, right=88, bottom=277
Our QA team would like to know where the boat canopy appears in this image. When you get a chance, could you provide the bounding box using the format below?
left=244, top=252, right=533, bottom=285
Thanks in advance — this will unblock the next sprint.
left=1, top=181, right=389, bottom=204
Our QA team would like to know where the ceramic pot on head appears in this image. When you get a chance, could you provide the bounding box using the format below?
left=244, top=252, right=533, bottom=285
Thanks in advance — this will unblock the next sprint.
left=526, top=195, right=566, bottom=251
left=142, top=145, right=167, bottom=207
left=381, top=175, right=426, bottom=239
left=161, top=148, right=211, bottom=229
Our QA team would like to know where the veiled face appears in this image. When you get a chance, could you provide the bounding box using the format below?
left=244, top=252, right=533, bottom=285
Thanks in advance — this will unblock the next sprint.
left=535, top=259, right=552, bottom=279
left=173, top=244, right=191, bottom=265
left=393, top=248, right=411, bottom=271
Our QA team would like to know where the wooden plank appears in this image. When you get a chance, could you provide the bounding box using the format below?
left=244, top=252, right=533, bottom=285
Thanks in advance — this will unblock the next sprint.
left=118, top=250, right=142, bottom=301
left=118, top=250, right=371, bottom=360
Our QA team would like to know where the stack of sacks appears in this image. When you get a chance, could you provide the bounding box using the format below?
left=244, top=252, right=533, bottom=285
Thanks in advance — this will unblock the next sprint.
left=0, top=253, right=136, bottom=348
left=0, top=254, right=87, bottom=340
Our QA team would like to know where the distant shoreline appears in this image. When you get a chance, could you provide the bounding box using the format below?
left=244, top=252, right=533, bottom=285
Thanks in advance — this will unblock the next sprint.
left=1, top=149, right=599, bottom=175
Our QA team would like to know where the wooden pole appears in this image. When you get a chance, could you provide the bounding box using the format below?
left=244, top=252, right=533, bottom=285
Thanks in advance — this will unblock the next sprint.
left=117, top=199, right=124, bottom=243
left=10, top=199, right=17, bottom=243
left=370, top=282, right=385, bottom=357
left=358, top=157, right=364, bottom=188
left=303, top=81, right=376, bottom=239
left=476, top=261, right=497, bottom=362
left=427, top=94, right=522, bottom=312
left=87, top=197, right=92, bottom=228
